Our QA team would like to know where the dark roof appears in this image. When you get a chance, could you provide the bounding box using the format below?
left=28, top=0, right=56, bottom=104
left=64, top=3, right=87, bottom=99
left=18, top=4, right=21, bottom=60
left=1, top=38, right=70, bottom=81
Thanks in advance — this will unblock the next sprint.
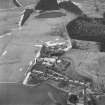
left=35, top=0, right=60, bottom=11
left=58, top=1, right=83, bottom=15
left=35, top=0, right=84, bottom=15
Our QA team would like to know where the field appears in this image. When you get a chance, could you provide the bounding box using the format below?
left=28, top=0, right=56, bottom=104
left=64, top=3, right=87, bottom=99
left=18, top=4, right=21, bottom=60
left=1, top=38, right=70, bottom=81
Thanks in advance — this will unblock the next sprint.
left=0, top=0, right=105, bottom=105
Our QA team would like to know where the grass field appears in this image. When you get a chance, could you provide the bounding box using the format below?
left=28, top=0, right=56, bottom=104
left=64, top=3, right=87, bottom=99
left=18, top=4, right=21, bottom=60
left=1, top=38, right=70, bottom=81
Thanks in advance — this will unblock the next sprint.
left=0, top=82, right=68, bottom=105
